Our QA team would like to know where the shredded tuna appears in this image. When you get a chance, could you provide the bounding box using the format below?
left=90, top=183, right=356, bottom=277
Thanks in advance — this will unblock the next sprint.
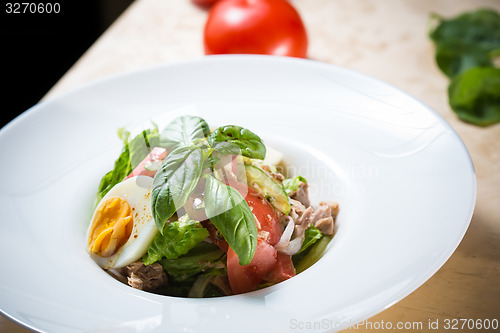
left=289, top=199, right=306, bottom=221
left=310, top=202, right=338, bottom=235
left=121, top=261, right=168, bottom=292
left=276, top=204, right=314, bottom=255
left=314, top=217, right=334, bottom=235
left=277, top=199, right=337, bottom=255
left=290, top=182, right=311, bottom=207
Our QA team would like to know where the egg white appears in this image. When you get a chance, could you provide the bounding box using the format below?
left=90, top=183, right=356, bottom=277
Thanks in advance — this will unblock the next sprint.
left=87, top=175, right=158, bottom=269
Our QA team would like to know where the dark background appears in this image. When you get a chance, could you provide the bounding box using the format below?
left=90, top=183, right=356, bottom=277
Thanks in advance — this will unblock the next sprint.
left=1, top=0, right=133, bottom=129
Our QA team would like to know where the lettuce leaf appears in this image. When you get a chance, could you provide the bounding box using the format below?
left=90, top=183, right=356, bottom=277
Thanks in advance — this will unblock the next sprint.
left=128, top=127, right=160, bottom=169
left=297, top=225, right=322, bottom=255
left=292, top=225, right=323, bottom=268
left=95, top=131, right=132, bottom=204
left=282, top=175, right=307, bottom=195
left=160, top=242, right=225, bottom=282
left=142, top=215, right=209, bottom=265
left=95, top=126, right=160, bottom=204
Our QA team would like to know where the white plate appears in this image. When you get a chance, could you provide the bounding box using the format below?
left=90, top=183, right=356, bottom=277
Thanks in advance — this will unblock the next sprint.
left=0, top=55, right=475, bottom=333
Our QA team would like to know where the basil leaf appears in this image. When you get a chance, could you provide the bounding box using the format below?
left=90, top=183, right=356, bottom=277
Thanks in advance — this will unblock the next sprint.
left=433, top=41, right=494, bottom=79
left=152, top=145, right=205, bottom=232
left=211, top=141, right=242, bottom=156
left=448, top=67, right=500, bottom=126
left=143, top=215, right=209, bottom=265
left=429, top=9, right=500, bottom=77
left=204, top=175, right=257, bottom=265
left=208, top=125, right=266, bottom=160
left=160, top=115, right=210, bottom=151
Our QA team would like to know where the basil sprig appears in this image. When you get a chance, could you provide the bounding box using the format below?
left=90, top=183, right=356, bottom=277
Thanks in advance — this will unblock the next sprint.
left=160, top=115, right=210, bottom=151
left=429, top=8, right=500, bottom=126
left=448, top=67, right=500, bottom=126
left=429, top=9, right=500, bottom=78
left=152, top=145, right=205, bottom=232
left=204, top=175, right=257, bottom=265
left=208, top=125, right=266, bottom=160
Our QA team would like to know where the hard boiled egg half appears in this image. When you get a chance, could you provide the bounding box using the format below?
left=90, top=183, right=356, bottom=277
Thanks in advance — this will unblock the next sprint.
left=86, top=175, right=158, bottom=269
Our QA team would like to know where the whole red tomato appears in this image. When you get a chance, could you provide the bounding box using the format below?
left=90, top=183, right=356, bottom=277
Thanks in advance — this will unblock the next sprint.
left=203, top=0, right=308, bottom=58
left=191, top=0, right=220, bottom=7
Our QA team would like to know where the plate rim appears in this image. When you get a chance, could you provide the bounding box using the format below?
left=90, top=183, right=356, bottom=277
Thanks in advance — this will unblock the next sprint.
left=0, top=54, right=476, bottom=332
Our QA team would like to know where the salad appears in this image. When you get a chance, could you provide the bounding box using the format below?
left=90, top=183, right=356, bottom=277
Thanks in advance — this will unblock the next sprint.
left=86, top=115, right=338, bottom=297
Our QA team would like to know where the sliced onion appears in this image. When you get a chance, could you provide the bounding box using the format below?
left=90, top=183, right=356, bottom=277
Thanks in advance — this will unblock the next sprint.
left=280, top=236, right=303, bottom=256
left=275, top=216, right=294, bottom=250
left=274, top=217, right=304, bottom=255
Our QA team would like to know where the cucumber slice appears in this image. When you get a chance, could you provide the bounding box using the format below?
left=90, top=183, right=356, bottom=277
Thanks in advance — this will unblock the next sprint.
left=244, top=164, right=290, bottom=214
left=294, top=236, right=332, bottom=274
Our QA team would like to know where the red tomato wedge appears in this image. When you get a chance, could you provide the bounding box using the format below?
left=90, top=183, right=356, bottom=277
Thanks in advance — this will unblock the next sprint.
left=244, top=186, right=283, bottom=245
left=125, top=147, right=167, bottom=179
left=265, top=252, right=295, bottom=284
left=227, top=239, right=277, bottom=294
left=225, top=181, right=295, bottom=294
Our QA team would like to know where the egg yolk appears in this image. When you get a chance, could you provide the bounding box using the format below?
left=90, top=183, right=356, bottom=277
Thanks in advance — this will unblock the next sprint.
left=88, top=197, right=133, bottom=257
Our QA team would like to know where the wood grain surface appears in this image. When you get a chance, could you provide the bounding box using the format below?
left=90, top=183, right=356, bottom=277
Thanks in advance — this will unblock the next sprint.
left=2, top=0, right=499, bottom=332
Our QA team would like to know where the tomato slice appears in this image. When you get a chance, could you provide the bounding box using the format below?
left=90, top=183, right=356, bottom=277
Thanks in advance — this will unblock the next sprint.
left=125, top=147, right=167, bottom=179
left=227, top=239, right=277, bottom=294
left=244, top=186, right=282, bottom=245
left=265, top=252, right=295, bottom=284
left=225, top=181, right=295, bottom=294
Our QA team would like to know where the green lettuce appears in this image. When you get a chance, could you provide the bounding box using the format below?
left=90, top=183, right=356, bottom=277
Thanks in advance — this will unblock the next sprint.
left=160, top=242, right=225, bottom=282
left=296, top=225, right=323, bottom=255
left=95, top=126, right=160, bottom=204
left=282, top=175, right=307, bottom=195
left=143, top=215, right=209, bottom=265
left=128, top=126, right=160, bottom=169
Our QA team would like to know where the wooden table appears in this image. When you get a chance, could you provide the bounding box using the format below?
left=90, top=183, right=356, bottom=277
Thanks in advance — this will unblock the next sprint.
left=2, top=0, right=499, bottom=332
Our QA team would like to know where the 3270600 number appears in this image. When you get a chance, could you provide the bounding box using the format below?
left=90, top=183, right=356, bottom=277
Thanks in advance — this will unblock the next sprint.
left=443, top=318, right=499, bottom=330
left=5, top=2, right=60, bottom=14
